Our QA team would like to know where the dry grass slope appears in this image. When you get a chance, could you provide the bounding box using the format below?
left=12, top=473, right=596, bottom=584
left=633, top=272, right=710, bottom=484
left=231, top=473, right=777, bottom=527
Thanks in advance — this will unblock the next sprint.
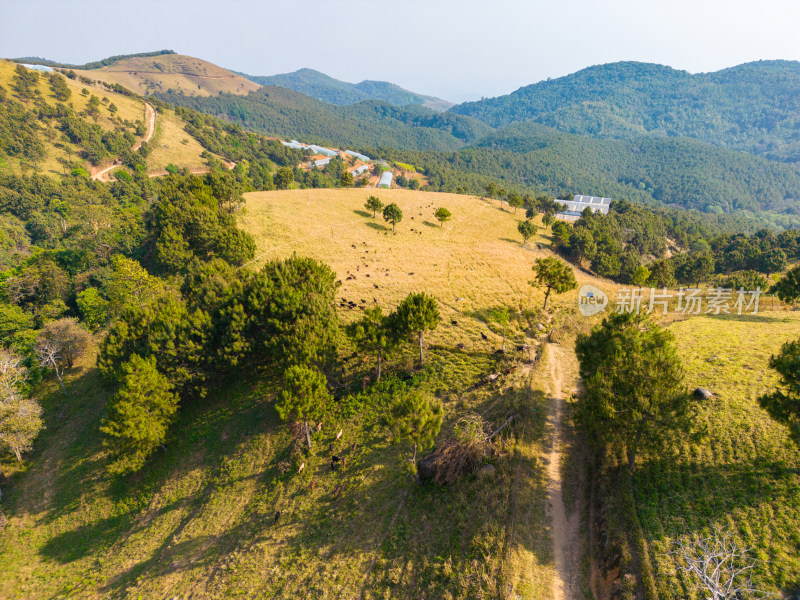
left=0, top=188, right=577, bottom=599
left=73, top=54, right=260, bottom=97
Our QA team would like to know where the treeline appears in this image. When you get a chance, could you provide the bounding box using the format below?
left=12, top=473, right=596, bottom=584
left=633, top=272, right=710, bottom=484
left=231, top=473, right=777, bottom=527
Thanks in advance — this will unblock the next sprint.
left=0, top=167, right=445, bottom=477
left=548, top=200, right=800, bottom=287
left=374, top=125, right=800, bottom=223
left=0, top=170, right=256, bottom=471
left=12, top=50, right=177, bottom=71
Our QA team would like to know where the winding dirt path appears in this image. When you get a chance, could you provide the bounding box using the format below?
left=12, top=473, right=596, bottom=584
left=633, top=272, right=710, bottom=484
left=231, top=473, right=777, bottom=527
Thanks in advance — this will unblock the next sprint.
left=133, top=102, right=156, bottom=152
left=545, top=343, right=582, bottom=599
left=91, top=102, right=156, bottom=181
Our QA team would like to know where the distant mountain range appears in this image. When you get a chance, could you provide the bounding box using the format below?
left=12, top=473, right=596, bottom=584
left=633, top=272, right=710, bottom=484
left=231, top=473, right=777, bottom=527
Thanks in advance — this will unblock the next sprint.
left=240, top=68, right=454, bottom=112
left=450, top=60, right=800, bottom=163
left=12, top=51, right=800, bottom=219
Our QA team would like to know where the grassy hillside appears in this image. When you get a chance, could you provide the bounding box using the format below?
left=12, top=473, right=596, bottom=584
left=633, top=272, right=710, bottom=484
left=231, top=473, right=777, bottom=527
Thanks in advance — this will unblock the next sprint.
left=73, top=54, right=260, bottom=97
left=2, top=185, right=798, bottom=597
left=245, top=68, right=454, bottom=111
left=0, top=188, right=596, bottom=599
left=635, top=313, right=800, bottom=597
left=450, top=60, right=800, bottom=163
left=0, top=59, right=231, bottom=179
left=0, top=59, right=148, bottom=176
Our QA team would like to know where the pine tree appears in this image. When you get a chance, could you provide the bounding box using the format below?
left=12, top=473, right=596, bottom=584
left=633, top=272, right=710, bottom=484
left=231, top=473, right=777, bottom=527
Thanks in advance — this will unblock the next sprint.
left=434, top=207, right=451, bottom=227
left=382, top=203, right=403, bottom=232
left=575, top=313, right=696, bottom=476
left=394, top=292, right=440, bottom=365
left=531, top=257, right=577, bottom=309
left=365, top=195, right=383, bottom=218
left=518, top=220, right=537, bottom=246
left=758, top=339, right=800, bottom=449
left=275, top=364, right=331, bottom=449
left=100, top=354, right=179, bottom=475
left=346, top=307, right=398, bottom=382
left=385, top=392, right=443, bottom=469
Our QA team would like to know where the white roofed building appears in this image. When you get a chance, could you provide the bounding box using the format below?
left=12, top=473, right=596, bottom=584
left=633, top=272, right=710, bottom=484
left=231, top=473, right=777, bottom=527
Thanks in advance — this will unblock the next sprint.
left=555, top=195, right=612, bottom=221
left=377, top=171, right=393, bottom=188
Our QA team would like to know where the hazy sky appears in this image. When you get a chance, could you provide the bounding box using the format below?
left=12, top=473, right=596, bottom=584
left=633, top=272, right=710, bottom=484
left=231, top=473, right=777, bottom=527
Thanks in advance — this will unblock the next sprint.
left=2, top=0, right=800, bottom=102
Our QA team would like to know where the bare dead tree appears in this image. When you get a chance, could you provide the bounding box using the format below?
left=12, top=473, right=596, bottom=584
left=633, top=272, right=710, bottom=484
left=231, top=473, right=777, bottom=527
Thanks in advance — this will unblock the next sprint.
left=0, top=350, right=27, bottom=398
left=35, top=338, right=65, bottom=392
left=672, top=526, right=766, bottom=600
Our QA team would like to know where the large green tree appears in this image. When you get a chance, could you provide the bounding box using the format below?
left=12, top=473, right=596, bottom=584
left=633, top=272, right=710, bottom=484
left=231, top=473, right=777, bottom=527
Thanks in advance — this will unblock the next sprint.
left=575, top=312, right=696, bottom=476
left=772, top=265, right=800, bottom=303
left=275, top=364, right=331, bottom=449
left=365, top=195, right=383, bottom=218
left=518, top=220, right=537, bottom=246
left=100, top=354, right=179, bottom=475
left=531, top=257, right=577, bottom=310
left=758, top=339, right=800, bottom=449
left=383, top=203, right=403, bottom=232
left=394, top=292, right=440, bottom=365
left=346, top=306, right=398, bottom=382
left=243, top=256, right=339, bottom=368
left=385, top=392, right=443, bottom=468
left=434, top=207, right=452, bottom=227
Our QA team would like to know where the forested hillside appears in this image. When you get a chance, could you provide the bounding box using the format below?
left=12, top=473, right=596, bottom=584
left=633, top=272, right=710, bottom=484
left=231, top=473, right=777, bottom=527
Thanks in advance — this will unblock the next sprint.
left=244, top=68, right=454, bottom=111
left=377, top=123, right=800, bottom=223
left=451, top=60, right=800, bottom=163
left=155, top=86, right=490, bottom=151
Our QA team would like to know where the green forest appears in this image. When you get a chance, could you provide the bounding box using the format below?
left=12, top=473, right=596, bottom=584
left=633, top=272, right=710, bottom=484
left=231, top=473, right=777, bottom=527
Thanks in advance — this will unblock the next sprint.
left=451, top=60, right=800, bottom=163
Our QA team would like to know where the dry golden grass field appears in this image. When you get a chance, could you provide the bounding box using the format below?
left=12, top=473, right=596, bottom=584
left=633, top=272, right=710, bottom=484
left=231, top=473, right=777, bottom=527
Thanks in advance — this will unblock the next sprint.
left=74, top=54, right=260, bottom=98
left=240, top=188, right=611, bottom=341
left=145, top=108, right=210, bottom=173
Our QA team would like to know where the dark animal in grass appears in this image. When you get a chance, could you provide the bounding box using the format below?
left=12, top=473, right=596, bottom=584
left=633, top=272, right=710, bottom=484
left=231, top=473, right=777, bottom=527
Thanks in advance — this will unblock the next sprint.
left=274, top=511, right=280, bottom=524
left=481, top=332, right=489, bottom=341
left=457, top=343, right=465, bottom=350
left=451, top=320, right=458, bottom=326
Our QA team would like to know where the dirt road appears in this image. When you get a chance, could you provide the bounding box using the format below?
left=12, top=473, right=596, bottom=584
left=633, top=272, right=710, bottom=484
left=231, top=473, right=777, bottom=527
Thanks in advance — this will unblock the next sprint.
left=133, top=102, right=156, bottom=152
left=91, top=102, right=156, bottom=181
left=545, top=343, right=582, bottom=599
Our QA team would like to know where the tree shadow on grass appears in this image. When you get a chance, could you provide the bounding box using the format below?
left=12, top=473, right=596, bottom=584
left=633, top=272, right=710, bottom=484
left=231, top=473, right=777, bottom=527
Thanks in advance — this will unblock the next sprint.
left=422, top=220, right=439, bottom=228
left=364, top=221, right=389, bottom=232
left=32, top=354, right=555, bottom=599
left=353, top=209, right=372, bottom=218
left=705, top=312, right=797, bottom=324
